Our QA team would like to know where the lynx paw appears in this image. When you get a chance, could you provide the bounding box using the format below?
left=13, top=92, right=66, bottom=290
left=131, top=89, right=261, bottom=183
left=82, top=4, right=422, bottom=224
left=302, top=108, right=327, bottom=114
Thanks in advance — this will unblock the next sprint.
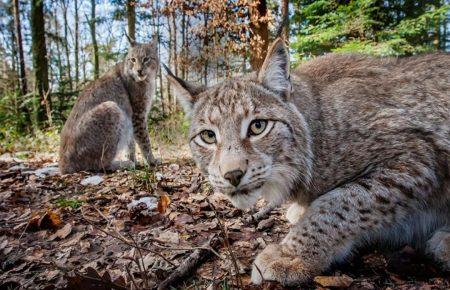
left=286, top=203, right=305, bottom=224
left=251, top=244, right=313, bottom=286
left=426, top=227, right=450, bottom=270
left=147, top=157, right=162, bottom=166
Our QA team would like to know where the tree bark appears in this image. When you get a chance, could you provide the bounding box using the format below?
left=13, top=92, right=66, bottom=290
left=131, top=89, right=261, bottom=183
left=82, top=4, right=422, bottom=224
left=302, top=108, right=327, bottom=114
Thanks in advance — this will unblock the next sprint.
left=249, top=0, right=269, bottom=70
left=74, top=0, right=79, bottom=88
left=13, top=0, right=27, bottom=96
left=62, top=0, right=73, bottom=90
left=126, top=0, right=136, bottom=41
left=203, top=10, right=209, bottom=86
left=89, top=0, right=99, bottom=79
left=31, top=0, right=51, bottom=123
left=153, top=0, right=165, bottom=114
left=281, top=0, right=289, bottom=40
left=170, top=10, right=178, bottom=110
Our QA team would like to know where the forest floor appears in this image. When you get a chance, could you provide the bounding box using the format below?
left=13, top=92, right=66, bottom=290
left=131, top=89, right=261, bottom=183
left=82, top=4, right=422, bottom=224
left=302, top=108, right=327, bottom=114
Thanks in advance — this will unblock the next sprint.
left=0, top=146, right=449, bottom=290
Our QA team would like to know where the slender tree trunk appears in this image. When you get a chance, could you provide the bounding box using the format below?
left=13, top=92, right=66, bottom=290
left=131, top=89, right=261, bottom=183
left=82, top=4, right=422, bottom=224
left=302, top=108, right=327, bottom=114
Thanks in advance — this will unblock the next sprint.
left=89, top=0, right=99, bottom=79
left=53, top=13, right=64, bottom=88
left=127, top=0, right=136, bottom=41
left=153, top=0, right=165, bottom=115
left=249, top=0, right=269, bottom=70
left=13, top=0, right=27, bottom=96
left=62, top=0, right=73, bottom=91
left=281, top=0, right=289, bottom=40
left=181, top=10, right=186, bottom=79
left=166, top=1, right=172, bottom=112
left=203, top=10, right=209, bottom=86
left=74, top=0, right=79, bottom=88
left=31, top=0, right=51, bottom=123
left=170, top=10, right=178, bottom=110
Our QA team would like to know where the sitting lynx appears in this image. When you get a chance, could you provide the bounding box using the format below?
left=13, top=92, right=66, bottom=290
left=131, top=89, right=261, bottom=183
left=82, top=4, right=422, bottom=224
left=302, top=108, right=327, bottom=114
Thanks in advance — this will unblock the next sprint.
left=166, top=38, right=450, bottom=286
left=59, top=39, right=159, bottom=174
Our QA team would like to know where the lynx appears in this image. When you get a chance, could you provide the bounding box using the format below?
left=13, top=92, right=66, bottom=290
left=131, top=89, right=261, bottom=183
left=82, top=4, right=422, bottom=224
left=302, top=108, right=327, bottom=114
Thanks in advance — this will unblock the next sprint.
left=59, top=39, right=159, bottom=174
left=166, top=38, right=450, bottom=286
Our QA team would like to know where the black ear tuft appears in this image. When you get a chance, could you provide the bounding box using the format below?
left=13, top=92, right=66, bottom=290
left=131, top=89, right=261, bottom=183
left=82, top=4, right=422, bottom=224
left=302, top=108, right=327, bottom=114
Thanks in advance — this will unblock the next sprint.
left=163, top=64, right=206, bottom=114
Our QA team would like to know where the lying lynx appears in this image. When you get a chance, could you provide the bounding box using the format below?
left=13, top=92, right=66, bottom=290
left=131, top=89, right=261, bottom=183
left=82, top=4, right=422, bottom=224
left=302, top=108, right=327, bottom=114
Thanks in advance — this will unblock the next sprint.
left=60, top=39, right=159, bottom=174
left=166, top=38, right=450, bottom=285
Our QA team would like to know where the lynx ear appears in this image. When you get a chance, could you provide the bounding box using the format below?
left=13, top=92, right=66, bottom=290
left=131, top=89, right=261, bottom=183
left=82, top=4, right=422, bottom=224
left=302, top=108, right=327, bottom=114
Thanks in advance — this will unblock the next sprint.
left=125, top=32, right=136, bottom=47
left=163, top=64, right=206, bottom=114
left=257, top=38, right=291, bottom=98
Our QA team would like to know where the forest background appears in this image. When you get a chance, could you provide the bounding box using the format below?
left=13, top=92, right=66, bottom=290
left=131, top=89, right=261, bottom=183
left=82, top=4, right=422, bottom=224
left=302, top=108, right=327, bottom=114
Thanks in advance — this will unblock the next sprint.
left=0, top=0, right=449, bottom=153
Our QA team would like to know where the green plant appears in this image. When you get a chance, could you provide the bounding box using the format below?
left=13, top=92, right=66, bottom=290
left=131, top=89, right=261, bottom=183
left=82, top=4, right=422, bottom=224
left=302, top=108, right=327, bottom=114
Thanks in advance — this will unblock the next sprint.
left=54, top=198, right=84, bottom=209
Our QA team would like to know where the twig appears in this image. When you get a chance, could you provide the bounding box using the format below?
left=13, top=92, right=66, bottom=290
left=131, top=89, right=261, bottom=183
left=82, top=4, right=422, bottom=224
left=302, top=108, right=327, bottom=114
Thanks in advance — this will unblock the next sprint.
left=76, top=211, right=176, bottom=267
left=157, top=234, right=222, bottom=290
left=207, top=199, right=243, bottom=289
left=244, top=203, right=276, bottom=225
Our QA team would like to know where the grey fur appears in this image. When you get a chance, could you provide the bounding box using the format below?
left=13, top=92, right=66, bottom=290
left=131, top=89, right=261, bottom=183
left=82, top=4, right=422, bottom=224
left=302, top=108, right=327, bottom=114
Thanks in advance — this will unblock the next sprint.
left=167, top=38, right=450, bottom=286
left=59, top=41, right=159, bottom=174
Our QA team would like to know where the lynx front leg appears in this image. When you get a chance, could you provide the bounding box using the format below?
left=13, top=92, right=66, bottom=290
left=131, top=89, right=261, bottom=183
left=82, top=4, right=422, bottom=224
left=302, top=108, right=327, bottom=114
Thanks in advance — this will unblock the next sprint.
left=132, top=113, right=157, bottom=166
left=252, top=157, right=439, bottom=286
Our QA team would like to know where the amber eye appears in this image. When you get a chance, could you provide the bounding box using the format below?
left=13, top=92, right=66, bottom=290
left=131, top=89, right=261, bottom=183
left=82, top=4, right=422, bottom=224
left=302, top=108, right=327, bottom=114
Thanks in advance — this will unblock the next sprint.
left=200, top=130, right=216, bottom=144
left=249, top=119, right=267, bottom=136
left=130, top=57, right=136, bottom=63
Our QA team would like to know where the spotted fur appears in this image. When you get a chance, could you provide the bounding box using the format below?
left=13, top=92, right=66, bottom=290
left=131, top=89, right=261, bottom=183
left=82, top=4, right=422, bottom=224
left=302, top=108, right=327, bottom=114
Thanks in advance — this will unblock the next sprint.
left=59, top=40, right=159, bottom=173
left=167, top=38, right=450, bottom=286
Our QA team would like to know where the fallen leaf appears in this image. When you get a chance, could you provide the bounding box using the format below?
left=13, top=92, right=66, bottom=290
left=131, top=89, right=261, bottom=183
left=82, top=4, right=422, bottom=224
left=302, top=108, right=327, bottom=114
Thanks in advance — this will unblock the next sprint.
left=257, top=217, right=274, bottom=231
left=314, top=275, right=354, bottom=288
left=157, top=194, right=171, bottom=214
left=49, top=223, right=72, bottom=240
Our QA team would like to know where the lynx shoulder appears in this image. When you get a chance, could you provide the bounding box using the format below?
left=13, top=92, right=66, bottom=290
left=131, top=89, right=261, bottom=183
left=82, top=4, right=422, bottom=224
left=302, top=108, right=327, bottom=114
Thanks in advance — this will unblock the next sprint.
left=59, top=40, right=159, bottom=174
left=166, top=39, right=450, bottom=286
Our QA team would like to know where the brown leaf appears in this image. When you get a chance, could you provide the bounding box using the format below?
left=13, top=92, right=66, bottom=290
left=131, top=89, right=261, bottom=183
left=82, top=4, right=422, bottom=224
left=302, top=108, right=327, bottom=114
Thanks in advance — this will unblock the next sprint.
left=49, top=223, right=72, bottom=240
left=157, top=194, right=171, bottom=214
left=314, top=275, right=354, bottom=288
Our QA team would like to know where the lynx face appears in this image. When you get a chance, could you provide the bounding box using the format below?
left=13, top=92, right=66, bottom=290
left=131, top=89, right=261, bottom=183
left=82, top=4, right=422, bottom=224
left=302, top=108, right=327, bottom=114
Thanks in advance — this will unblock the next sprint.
left=166, top=40, right=313, bottom=209
left=124, top=40, right=158, bottom=82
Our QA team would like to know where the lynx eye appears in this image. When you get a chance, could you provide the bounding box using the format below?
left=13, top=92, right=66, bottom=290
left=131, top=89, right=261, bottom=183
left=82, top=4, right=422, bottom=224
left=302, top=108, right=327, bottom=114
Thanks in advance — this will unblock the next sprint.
left=200, top=130, right=216, bottom=144
left=248, top=119, right=268, bottom=136
left=130, top=57, right=136, bottom=63
left=143, top=57, right=150, bottom=63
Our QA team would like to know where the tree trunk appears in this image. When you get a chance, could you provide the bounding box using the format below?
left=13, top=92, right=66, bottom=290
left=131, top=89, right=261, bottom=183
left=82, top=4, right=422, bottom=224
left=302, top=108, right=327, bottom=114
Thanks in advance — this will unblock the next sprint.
left=31, top=0, right=51, bottom=123
left=127, top=0, right=136, bottom=41
left=62, top=0, right=73, bottom=91
left=249, top=0, right=269, bottom=70
left=281, top=0, right=289, bottom=40
left=203, top=10, right=209, bottom=86
left=181, top=10, right=186, bottom=79
left=170, top=10, right=178, bottom=110
left=166, top=1, right=172, bottom=112
left=13, top=0, right=27, bottom=96
left=74, top=0, right=79, bottom=88
left=90, top=0, right=99, bottom=79
left=153, top=0, right=165, bottom=115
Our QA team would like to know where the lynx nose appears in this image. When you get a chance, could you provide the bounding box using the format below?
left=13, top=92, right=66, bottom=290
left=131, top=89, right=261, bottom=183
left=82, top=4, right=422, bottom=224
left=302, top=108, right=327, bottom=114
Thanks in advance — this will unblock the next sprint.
left=224, top=169, right=244, bottom=187
left=137, top=69, right=144, bottom=76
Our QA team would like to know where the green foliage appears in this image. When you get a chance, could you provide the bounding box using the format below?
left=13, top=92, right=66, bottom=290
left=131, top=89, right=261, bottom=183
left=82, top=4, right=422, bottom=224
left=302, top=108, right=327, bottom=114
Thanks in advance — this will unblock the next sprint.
left=291, top=0, right=449, bottom=60
left=0, top=126, right=60, bottom=155
left=54, top=198, right=84, bottom=209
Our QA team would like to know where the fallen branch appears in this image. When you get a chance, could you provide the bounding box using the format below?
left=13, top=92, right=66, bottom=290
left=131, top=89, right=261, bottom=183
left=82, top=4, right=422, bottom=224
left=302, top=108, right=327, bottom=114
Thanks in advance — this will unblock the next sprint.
left=244, top=203, right=277, bottom=225
left=157, top=234, right=221, bottom=290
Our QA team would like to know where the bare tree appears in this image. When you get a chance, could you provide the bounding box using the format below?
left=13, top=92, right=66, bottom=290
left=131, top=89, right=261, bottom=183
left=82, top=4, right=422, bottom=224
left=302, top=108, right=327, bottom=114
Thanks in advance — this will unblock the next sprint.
left=127, top=0, right=136, bottom=41
left=13, top=0, right=27, bottom=96
left=74, top=0, right=79, bottom=88
left=89, top=0, right=99, bottom=79
left=31, top=0, right=51, bottom=123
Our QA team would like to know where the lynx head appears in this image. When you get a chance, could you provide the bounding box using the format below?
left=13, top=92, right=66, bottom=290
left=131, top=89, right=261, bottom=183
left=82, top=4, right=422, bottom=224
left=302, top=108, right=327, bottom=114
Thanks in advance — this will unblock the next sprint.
left=124, top=36, right=158, bottom=83
left=166, top=39, right=313, bottom=209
